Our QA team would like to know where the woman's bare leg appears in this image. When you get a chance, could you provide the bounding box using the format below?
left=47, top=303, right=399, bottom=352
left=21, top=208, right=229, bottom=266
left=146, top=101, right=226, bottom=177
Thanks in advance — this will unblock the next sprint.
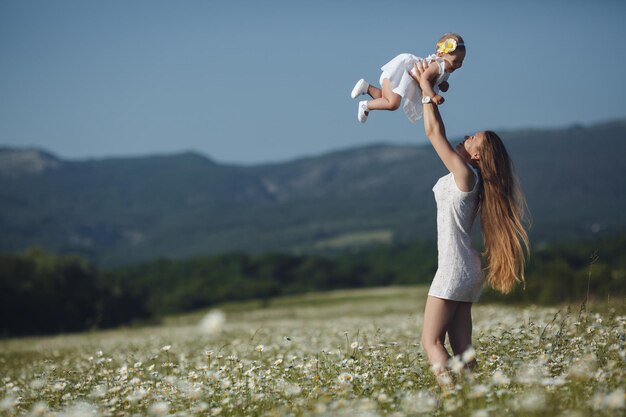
left=421, top=296, right=459, bottom=371
left=366, top=78, right=401, bottom=111
left=448, top=301, right=476, bottom=369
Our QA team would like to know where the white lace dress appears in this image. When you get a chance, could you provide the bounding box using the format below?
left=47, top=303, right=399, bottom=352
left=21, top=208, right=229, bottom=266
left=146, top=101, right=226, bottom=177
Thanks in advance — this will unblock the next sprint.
left=380, top=53, right=449, bottom=123
left=428, top=166, right=484, bottom=302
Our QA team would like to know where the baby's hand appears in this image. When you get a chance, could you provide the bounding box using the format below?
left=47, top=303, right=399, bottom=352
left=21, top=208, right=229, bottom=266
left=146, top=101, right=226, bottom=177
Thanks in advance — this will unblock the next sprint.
left=439, top=81, right=449, bottom=92
left=433, top=95, right=445, bottom=105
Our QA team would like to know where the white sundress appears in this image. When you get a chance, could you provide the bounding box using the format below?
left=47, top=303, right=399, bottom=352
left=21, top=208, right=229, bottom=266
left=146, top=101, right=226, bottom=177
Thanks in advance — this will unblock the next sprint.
left=428, top=165, right=484, bottom=303
left=380, top=53, right=449, bottom=123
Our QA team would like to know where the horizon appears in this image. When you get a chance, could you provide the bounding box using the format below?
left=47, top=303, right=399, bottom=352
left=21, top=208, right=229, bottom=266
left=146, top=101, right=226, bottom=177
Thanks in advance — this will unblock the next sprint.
left=2, top=115, right=623, bottom=165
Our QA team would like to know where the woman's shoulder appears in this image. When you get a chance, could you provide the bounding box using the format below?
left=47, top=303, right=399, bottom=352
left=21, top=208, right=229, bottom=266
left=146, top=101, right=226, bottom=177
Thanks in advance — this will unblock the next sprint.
left=450, top=164, right=480, bottom=194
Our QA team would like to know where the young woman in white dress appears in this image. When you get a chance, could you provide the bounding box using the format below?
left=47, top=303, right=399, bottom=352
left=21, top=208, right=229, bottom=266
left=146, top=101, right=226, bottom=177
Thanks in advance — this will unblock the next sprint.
left=410, top=60, right=530, bottom=385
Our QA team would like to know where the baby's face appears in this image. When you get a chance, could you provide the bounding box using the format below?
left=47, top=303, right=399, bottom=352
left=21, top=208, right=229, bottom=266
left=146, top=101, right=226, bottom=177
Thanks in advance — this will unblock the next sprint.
left=443, top=50, right=465, bottom=73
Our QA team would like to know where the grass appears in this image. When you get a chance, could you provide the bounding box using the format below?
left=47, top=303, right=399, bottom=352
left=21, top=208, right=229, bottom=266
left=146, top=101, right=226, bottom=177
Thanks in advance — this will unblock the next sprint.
left=0, top=285, right=624, bottom=416
left=312, top=229, right=393, bottom=250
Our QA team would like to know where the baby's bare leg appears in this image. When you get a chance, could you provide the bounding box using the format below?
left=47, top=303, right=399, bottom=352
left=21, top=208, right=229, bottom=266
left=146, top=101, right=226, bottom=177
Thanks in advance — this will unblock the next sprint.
left=367, top=85, right=382, bottom=99
left=366, top=79, right=401, bottom=111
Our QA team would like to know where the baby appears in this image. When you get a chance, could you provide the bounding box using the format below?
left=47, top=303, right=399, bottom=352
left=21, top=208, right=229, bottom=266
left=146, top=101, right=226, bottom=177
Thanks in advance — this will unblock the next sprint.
left=351, top=33, right=466, bottom=123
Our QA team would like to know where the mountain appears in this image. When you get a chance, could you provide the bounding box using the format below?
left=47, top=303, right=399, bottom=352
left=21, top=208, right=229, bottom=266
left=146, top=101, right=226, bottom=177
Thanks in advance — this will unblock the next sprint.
left=1, top=119, right=625, bottom=266
left=0, top=147, right=61, bottom=177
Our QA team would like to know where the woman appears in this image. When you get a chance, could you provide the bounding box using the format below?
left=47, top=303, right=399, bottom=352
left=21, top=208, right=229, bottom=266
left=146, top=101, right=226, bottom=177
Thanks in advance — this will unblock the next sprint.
left=410, top=61, right=529, bottom=384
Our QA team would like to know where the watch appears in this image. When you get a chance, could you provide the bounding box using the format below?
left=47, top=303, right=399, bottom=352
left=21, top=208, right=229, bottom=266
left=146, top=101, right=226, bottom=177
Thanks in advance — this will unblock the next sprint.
left=421, top=96, right=432, bottom=104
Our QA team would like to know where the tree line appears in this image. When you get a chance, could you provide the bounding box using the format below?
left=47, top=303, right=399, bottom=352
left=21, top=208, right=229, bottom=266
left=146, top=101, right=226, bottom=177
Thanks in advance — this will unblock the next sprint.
left=1, top=234, right=624, bottom=336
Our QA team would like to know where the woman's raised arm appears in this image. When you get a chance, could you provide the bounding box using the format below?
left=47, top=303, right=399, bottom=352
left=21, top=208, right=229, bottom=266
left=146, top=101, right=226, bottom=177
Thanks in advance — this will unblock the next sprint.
left=411, top=62, right=475, bottom=191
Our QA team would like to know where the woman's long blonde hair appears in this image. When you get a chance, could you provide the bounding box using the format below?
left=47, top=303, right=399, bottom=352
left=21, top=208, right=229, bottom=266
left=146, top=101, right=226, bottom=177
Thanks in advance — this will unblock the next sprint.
left=478, top=131, right=530, bottom=293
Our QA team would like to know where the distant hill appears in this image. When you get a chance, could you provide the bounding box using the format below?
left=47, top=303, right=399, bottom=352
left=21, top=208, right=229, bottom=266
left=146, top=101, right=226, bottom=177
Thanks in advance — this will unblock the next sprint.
left=1, top=119, right=625, bottom=266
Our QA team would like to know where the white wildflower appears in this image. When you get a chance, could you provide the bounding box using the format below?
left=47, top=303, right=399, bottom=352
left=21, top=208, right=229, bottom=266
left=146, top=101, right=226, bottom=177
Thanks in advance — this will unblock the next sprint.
left=557, top=410, right=584, bottom=417
left=256, top=344, right=264, bottom=352
left=604, top=388, right=625, bottom=409
left=541, top=376, right=566, bottom=386
left=198, top=310, right=225, bottom=335
left=60, top=401, right=98, bottom=417
left=430, top=362, right=444, bottom=374
left=448, top=355, right=464, bottom=374
left=513, top=390, right=547, bottom=412
left=437, top=372, right=453, bottom=387
left=127, top=388, right=148, bottom=404
left=462, top=346, right=476, bottom=363
left=88, top=385, right=106, bottom=399
left=0, top=395, right=17, bottom=411
left=53, top=381, right=67, bottom=391
left=469, top=384, right=490, bottom=398
left=30, top=379, right=45, bottom=390
left=149, top=401, right=170, bottom=416
left=350, top=341, right=358, bottom=349
left=491, top=370, right=510, bottom=386
left=444, top=397, right=463, bottom=412
left=568, top=355, right=597, bottom=380
left=282, top=382, right=301, bottom=397
left=590, top=392, right=605, bottom=411
left=401, top=390, right=437, bottom=414
left=377, top=392, right=390, bottom=403
left=337, top=372, right=354, bottom=386
left=29, top=401, right=48, bottom=417
left=160, top=345, right=171, bottom=352
left=516, top=361, right=545, bottom=385
left=193, top=402, right=208, bottom=413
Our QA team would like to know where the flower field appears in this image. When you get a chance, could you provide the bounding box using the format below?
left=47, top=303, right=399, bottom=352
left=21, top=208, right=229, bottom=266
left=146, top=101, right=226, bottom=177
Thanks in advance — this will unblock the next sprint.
left=1, top=286, right=624, bottom=416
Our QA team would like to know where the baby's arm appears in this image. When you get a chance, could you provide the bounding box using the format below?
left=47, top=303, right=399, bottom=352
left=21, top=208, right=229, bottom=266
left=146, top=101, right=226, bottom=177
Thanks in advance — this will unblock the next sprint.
left=414, top=61, right=444, bottom=104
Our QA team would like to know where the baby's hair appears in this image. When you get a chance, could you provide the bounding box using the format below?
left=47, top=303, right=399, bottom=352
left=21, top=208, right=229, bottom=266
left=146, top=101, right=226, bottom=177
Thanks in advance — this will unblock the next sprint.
left=436, top=33, right=466, bottom=53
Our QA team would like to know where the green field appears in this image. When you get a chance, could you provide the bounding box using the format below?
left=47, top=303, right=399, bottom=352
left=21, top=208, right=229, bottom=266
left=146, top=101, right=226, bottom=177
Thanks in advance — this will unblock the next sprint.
left=1, top=286, right=624, bottom=416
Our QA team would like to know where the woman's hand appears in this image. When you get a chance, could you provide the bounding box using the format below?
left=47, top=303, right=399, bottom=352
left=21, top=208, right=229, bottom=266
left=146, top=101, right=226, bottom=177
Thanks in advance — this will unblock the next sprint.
left=411, top=60, right=442, bottom=104
left=410, top=60, right=430, bottom=87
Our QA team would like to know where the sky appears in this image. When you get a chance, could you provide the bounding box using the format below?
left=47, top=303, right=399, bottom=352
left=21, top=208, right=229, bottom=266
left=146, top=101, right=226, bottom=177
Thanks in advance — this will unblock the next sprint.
left=1, top=0, right=625, bottom=164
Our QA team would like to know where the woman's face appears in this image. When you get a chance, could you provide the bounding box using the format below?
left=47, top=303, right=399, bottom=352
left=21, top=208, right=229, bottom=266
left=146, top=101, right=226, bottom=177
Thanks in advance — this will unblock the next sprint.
left=456, top=132, right=485, bottom=161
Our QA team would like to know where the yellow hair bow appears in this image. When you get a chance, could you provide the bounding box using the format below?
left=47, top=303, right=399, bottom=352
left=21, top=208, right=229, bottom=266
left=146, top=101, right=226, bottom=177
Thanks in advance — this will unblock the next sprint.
left=437, top=38, right=460, bottom=54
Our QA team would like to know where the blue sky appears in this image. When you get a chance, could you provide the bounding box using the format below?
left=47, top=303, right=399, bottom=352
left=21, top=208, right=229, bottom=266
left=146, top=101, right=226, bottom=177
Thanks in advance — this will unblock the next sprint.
left=1, top=0, right=625, bottom=164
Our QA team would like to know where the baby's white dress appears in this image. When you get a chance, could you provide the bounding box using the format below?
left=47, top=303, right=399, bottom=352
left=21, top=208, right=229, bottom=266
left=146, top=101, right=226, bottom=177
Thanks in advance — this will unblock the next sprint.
left=380, top=53, right=449, bottom=123
left=428, top=165, right=484, bottom=302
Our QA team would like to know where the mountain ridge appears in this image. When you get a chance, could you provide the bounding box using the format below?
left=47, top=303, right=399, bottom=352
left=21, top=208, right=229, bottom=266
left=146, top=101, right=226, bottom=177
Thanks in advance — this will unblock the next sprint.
left=1, top=118, right=625, bottom=266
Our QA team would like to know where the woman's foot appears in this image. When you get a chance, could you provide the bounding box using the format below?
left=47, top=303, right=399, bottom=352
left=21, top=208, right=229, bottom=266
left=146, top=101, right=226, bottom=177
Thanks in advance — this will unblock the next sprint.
left=436, top=370, right=455, bottom=395
left=351, top=79, right=370, bottom=99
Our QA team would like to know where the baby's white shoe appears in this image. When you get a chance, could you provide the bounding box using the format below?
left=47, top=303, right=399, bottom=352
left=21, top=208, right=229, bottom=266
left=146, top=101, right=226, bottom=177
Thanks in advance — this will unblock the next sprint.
left=351, top=79, right=369, bottom=99
left=358, top=100, right=369, bottom=123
